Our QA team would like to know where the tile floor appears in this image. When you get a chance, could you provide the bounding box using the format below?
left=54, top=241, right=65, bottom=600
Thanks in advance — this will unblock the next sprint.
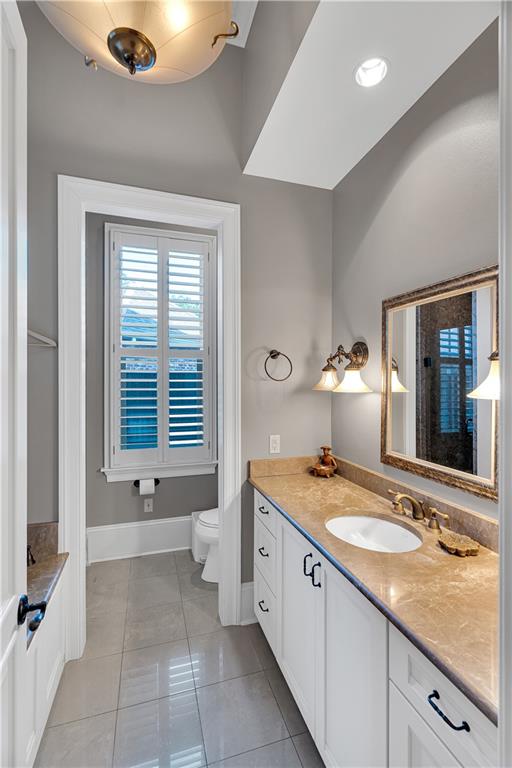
left=35, top=550, right=325, bottom=768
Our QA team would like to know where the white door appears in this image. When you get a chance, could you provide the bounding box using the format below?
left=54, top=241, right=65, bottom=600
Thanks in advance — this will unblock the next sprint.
left=318, top=557, right=388, bottom=768
left=0, top=3, right=29, bottom=766
left=389, top=683, right=462, bottom=768
left=277, top=518, right=322, bottom=733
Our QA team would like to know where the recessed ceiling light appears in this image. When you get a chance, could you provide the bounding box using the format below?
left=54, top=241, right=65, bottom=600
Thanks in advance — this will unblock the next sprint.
left=355, top=58, right=388, bottom=88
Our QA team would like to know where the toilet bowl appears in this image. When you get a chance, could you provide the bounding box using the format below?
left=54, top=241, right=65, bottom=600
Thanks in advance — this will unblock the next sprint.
left=193, top=507, right=219, bottom=583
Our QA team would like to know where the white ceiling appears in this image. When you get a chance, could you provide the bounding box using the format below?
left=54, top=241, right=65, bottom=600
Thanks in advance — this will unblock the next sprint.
left=244, top=1, right=498, bottom=190
left=229, top=1, right=258, bottom=47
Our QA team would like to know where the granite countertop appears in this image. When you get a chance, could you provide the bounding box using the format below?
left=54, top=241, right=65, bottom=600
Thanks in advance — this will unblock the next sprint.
left=249, top=470, right=498, bottom=725
left=27, top=553, right=68, bottom=647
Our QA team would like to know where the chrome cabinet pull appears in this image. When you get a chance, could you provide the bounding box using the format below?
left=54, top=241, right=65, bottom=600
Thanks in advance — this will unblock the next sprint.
left=258, top=546, right=269, bottom=558
left=258, top=600, right=269, bottom=613
left=303, top=553, right=313, bottom=577
left=258, top=505, right=269, bottom=515
left=427, top=690, right=470, bottom=732
left=311, top=562, right=322, bottom=588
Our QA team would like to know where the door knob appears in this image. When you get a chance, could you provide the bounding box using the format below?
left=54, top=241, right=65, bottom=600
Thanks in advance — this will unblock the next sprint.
left=17, top=595, right=47, bottom=632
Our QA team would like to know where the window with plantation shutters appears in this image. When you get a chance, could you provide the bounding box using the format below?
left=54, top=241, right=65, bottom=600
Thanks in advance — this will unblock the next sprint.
left=103, top=224, right=217, bottom=481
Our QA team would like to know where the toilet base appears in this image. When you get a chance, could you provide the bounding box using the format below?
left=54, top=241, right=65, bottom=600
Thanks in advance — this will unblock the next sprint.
left=201, top=541, right=219, bottom=583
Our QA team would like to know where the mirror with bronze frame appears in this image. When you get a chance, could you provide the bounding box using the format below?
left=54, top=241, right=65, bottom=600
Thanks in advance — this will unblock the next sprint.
left=381, top=266, right=498, bottom=501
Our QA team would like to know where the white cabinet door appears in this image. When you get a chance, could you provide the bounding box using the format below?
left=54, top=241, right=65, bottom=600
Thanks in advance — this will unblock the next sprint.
left=318, top=558, right=388, bottom=768
left=390, top=683, right=462, bottom=768
left=277, top=518, right=322, bottom=733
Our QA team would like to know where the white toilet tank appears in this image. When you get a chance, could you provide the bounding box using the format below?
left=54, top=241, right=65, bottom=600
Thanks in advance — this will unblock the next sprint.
left=191, top=510, right=210, bottom=563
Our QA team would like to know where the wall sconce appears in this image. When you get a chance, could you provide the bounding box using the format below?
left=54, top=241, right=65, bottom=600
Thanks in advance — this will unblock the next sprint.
left=313, top=342, right=372, bottom=393
left=391, top=358, right=409, bottom=393
left=468, top=351, right=500, bottom=400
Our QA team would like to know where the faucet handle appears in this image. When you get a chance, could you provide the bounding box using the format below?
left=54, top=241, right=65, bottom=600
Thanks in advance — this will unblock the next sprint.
left=426, top=507, right=450, bottom=530
left=387, top=489, right=405, bottom=515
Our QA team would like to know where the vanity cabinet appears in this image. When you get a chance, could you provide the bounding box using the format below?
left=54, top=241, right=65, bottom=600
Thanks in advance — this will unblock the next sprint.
left=276, top=517, right=322, bottom=733
left=253, top=489, right=497, bottom=768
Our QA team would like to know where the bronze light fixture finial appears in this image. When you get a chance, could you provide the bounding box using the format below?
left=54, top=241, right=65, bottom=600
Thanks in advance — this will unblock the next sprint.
left=212, top=20, right=239, bottom=48
left=107, top=27, right=157, bottom=76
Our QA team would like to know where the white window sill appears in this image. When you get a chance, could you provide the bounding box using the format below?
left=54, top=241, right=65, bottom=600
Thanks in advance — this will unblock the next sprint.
left=101, top=462, right=218, bottom=483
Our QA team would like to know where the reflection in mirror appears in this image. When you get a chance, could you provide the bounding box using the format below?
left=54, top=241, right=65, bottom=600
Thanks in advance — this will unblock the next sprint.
left=382, top=267, right=498, bottom=500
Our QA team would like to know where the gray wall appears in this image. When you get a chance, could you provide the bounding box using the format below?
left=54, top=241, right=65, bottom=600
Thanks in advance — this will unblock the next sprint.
left=331, top=22, right=498, bottom=517
left=21, top=3, right=333, bottom=578
left=85, top=214, right=218, bottom=528
left=242, top=1, right=318, bottom=164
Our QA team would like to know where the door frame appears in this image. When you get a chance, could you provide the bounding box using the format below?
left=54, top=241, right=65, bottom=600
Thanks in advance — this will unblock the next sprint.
left=58, top=175, right=241, bottom=659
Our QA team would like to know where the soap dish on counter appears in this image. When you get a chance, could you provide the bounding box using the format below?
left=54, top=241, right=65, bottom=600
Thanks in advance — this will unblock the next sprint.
left=438, top=530, right=480, bottom=557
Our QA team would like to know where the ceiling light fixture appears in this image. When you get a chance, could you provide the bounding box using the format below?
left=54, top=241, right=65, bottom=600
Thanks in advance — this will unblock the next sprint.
left=355, top=57, right=388, bottom=88
left=37, top=1, right=239, bottom=84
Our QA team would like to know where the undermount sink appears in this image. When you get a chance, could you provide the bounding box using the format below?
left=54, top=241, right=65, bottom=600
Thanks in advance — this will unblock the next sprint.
left=325, top=515, right=422, bottom=553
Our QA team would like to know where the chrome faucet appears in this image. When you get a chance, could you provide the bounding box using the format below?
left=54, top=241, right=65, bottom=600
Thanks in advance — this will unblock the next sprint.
left=388, top=490, right=425, bottom=520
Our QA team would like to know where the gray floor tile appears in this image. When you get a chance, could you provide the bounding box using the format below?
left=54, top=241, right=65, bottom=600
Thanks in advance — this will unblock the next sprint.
left=196, top=672, right=289, bottom=763
left=35, top=712, right=116, bottom=768
left=48, top=654, right=122, bottom=726
left=265, top=666, right=307, bottom=736
left=178, top=567, right=218, bottom=601
left=124, top=602, right=187, bottom=651
left=182, top=594, right=222, bottom=637
left=87, top=559, right=130, bottom=586
left=119, top=639, right=194, bottom=708
left=189, top=627, right=262, bottom=688
left=246, top=623, right=278, bottom=670
left=209, top=738, right=302, bottom=768
left=129, top=551, right=177, bottom=579
left=113, top=692, right=206, bottom=768
left=292, top=733, right=325, bottom=768
left=87, top=579, right=129, bottom=619
left=127, top=572, right=181, bottom=610
left=175, top=549, right=202, bottom=574
left=82, top=612, right=126, bottom=660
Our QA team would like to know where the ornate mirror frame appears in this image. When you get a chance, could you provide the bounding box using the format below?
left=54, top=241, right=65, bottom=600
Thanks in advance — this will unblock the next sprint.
left=381, top=265, right=499, bottom=501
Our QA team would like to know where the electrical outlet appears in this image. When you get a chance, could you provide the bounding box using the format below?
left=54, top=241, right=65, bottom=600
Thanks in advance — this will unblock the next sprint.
left=144, top=498, right=153, bottom=515
left=269, top=434, right=281, bottom=454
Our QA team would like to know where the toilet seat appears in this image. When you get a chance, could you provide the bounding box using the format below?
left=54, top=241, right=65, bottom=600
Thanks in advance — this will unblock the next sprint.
left=198, top=508, right=219, bottom=529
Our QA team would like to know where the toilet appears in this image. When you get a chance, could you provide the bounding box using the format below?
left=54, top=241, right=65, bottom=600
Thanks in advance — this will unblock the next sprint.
left=192, top=507, right=219, bottom=583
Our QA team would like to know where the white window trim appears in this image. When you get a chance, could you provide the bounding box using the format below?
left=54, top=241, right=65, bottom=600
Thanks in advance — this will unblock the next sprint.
left=101, top=223, right=218, bottom=481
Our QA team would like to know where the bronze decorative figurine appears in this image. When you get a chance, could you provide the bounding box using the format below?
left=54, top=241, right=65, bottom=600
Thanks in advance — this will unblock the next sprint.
left=311, top=446, right=338, bottom=478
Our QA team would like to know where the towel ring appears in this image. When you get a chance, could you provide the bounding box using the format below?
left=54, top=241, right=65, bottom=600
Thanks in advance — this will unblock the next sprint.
left=264, top=349, right=293, bottom=382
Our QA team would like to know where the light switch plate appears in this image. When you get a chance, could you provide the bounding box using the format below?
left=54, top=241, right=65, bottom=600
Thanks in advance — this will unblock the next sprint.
left=269, top=434, right=281, bottom=454
left=144, top=498, right=153, bottom=515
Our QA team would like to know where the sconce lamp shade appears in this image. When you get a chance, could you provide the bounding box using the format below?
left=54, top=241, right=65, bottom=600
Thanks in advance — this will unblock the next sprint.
left=468, top=353, right=500, bottom=400
left=333, top=369, right=372, bottom=394
left=391, top=359, right=408, bottom=393
left=313, top=363, right=340, bottom=391
left=37, top=1, right=233, bottom=84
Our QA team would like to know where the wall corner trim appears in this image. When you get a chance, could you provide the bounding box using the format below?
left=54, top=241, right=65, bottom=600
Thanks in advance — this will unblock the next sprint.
left=86, top=516, right=193, bottom=563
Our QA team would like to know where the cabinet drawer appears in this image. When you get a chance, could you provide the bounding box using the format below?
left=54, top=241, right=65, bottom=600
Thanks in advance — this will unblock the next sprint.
left=254, top=565, right=277, bottom=654
left=254, top=516, right=276, bottom=593
left=389, top=625, right=497, bottom=767
left=254, top=489, right=277, bottom=536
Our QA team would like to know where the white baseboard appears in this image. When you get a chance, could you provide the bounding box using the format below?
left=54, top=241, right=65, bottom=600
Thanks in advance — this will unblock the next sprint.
left=240, top=581, right=257, bottom=625
left=87, top=516, right=192, bottom=563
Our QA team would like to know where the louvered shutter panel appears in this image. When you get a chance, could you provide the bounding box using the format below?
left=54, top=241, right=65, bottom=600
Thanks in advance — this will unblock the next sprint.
left=165, top=238, right=212, bottom=463
left=111, top=232, right=160, bottom=467
left=107, top=227, right=215, bottom=473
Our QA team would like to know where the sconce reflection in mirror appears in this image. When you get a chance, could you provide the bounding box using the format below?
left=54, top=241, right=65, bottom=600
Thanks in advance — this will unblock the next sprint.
left=391, top=358, right=408, bottom=394
left=468, top=351, right=500, bottom=400
left=314, top=341, right=372, bottom=393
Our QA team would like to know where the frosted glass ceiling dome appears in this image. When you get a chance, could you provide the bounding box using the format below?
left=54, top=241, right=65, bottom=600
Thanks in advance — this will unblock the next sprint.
left=37, top=1, right=236, bottom=84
